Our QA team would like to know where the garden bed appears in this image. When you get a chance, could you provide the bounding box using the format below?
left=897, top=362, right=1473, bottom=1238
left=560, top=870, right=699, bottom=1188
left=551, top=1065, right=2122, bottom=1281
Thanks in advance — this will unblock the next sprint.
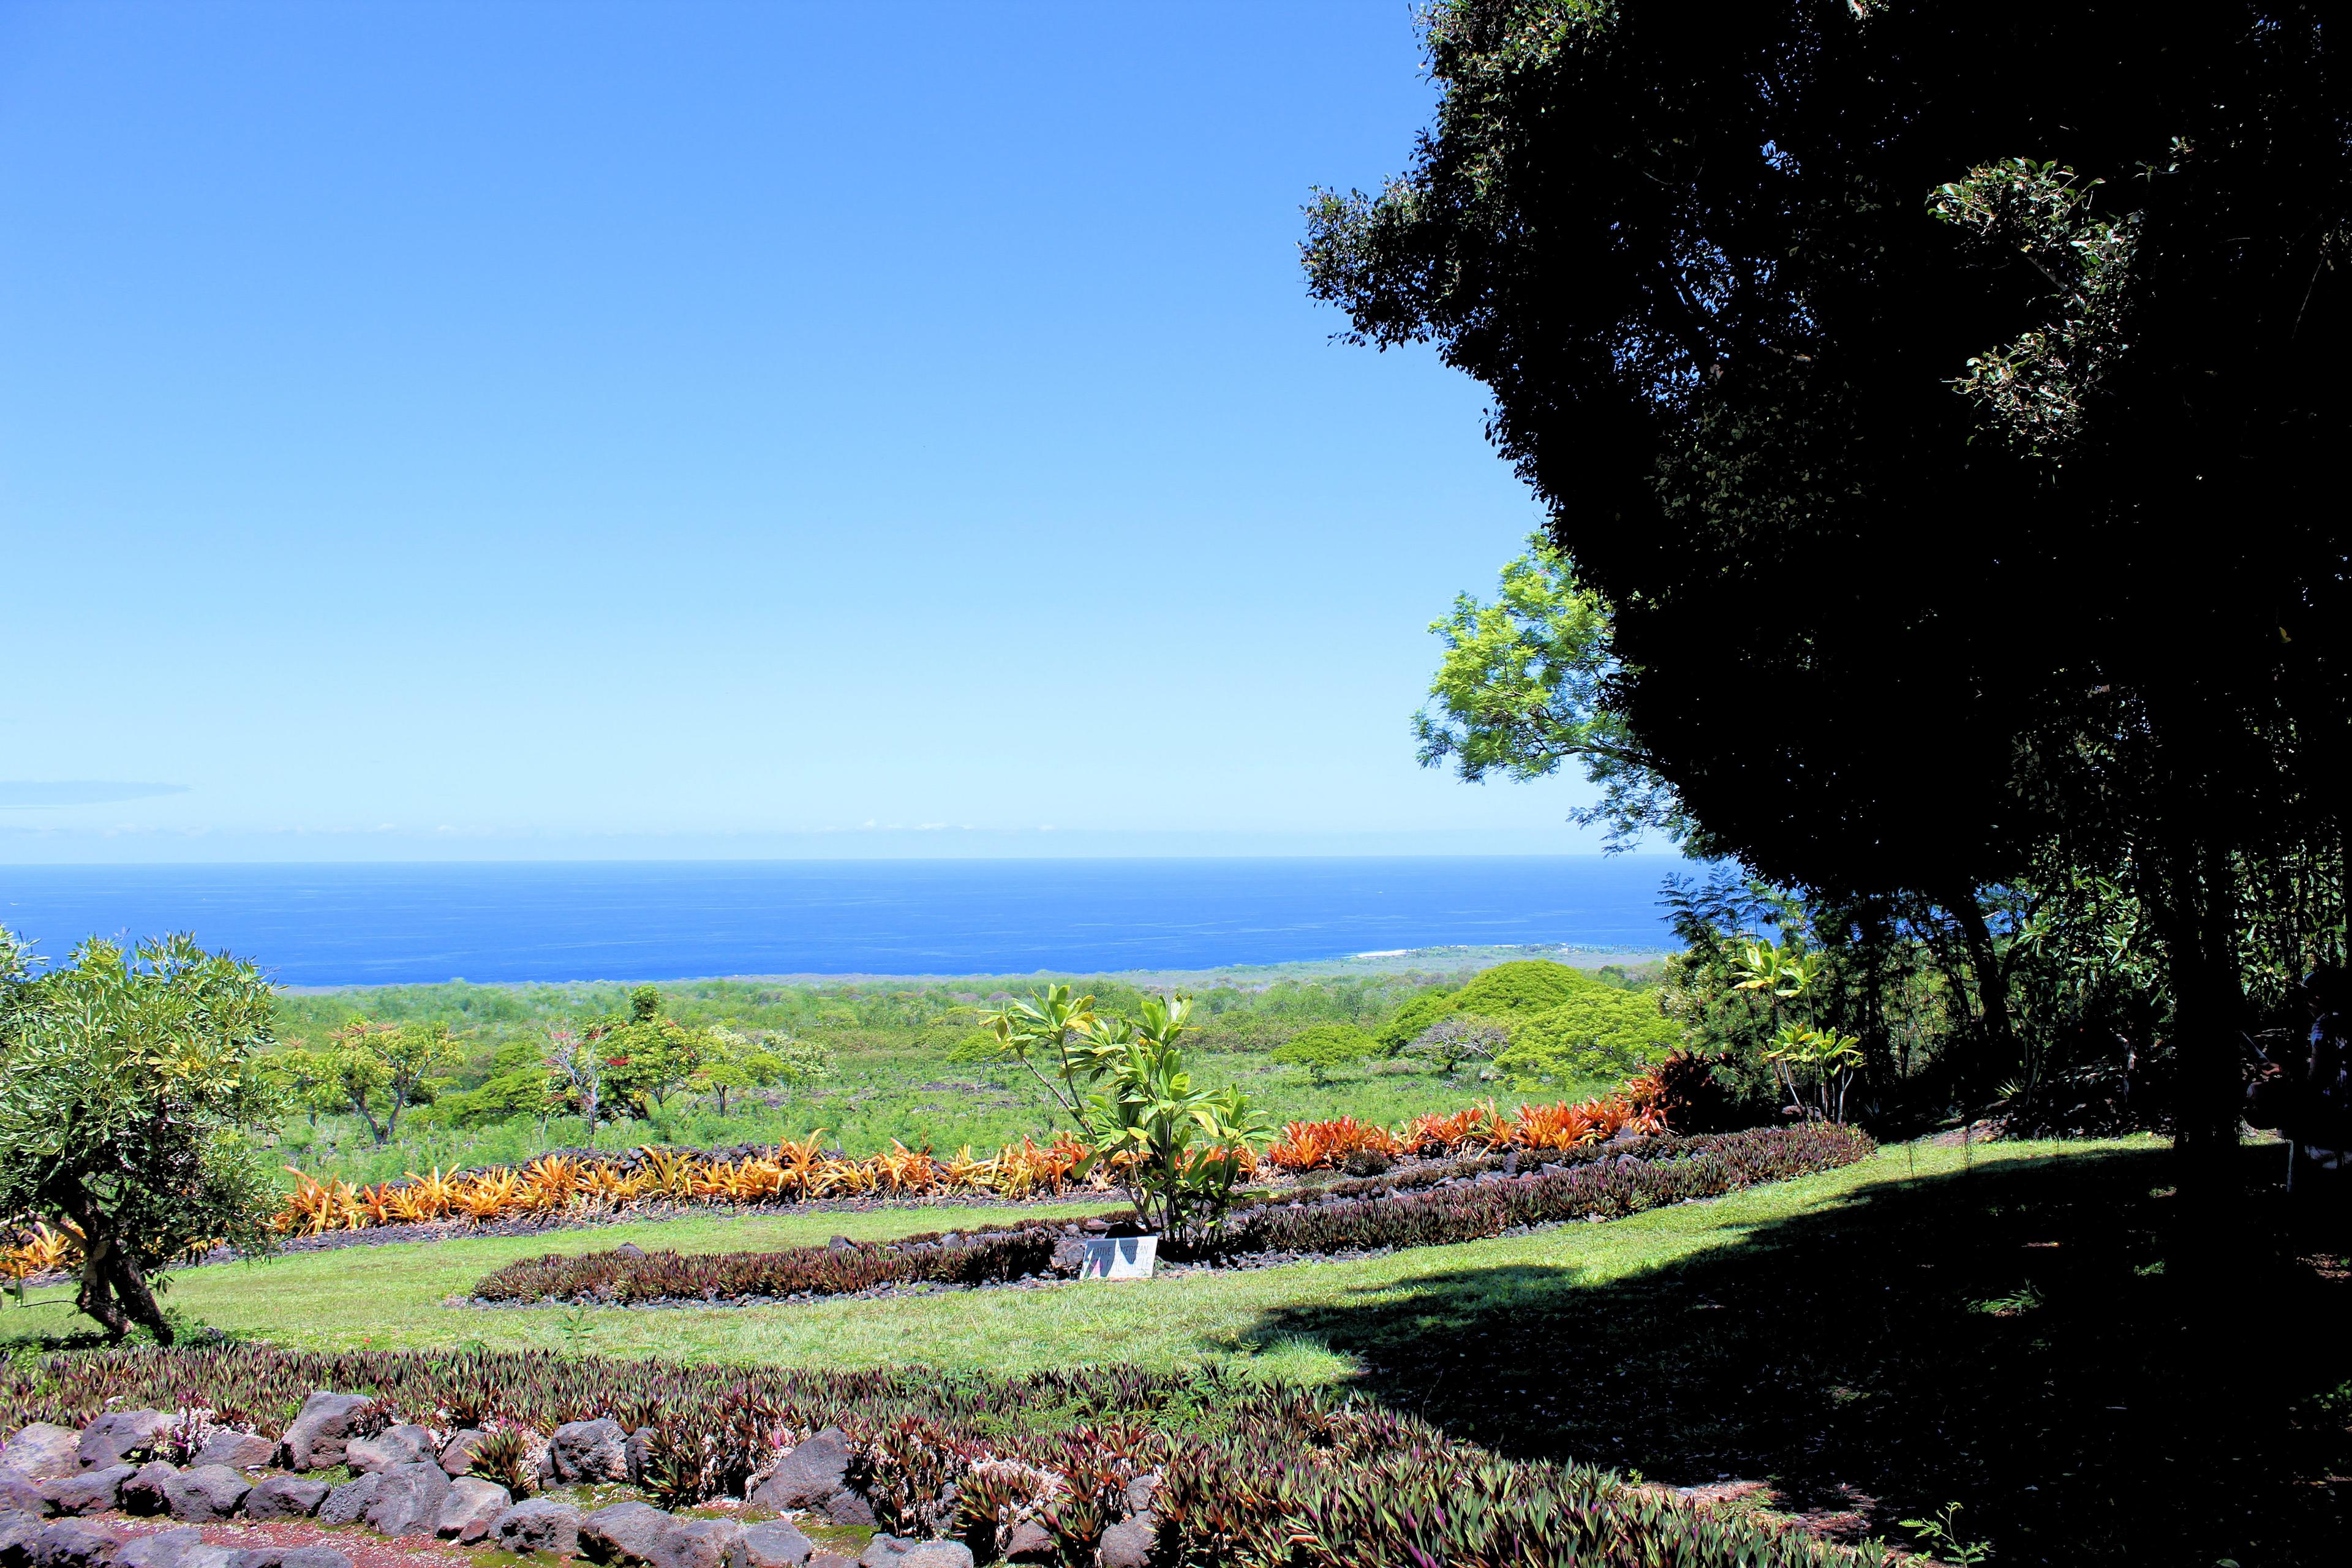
left=467, top=1126, right=1874, bottom=1308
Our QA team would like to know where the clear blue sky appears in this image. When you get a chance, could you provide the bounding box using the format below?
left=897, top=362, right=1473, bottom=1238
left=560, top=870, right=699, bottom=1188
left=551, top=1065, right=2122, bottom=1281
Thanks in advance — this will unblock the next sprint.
left=0, top=1, right=1611, bottom=862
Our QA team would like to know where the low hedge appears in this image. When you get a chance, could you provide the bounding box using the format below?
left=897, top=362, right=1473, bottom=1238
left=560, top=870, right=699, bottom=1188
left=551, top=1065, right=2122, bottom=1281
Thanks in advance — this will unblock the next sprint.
left=0, top=1346, right=1895, bottom=1568
left=473, top=1210, right=1126, bottom=1304
left=1189, top=1123, right=1874, bottom=1261
left=473, top=1125, right=1873, bottom=1305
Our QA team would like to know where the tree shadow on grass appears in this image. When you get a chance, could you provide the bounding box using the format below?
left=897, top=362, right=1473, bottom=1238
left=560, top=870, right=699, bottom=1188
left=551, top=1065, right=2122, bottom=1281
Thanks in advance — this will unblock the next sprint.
left=1229, top=1144, right=2351, bottom=1567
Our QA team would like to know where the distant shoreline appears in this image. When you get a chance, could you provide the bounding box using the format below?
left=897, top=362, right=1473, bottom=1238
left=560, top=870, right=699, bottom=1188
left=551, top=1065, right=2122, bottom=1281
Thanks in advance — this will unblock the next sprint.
left=273, top=941, right=1676, bottom=995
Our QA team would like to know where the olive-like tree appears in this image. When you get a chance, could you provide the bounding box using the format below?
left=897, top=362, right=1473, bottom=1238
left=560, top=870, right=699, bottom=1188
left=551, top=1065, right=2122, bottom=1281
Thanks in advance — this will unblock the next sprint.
left=0, top=929, right=284, bottom=1343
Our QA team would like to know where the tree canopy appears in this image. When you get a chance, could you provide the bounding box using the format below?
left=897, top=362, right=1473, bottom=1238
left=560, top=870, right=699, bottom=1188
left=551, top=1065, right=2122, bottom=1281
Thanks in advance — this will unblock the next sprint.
left=1308, top=0, right=2352, bottom=1168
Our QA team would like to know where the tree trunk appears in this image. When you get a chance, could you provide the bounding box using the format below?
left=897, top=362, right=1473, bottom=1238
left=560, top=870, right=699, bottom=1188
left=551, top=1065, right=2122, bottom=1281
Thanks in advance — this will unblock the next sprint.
left=59, top=1185, right=172, bottom=1344
left=1949, top=891, right=2015, bottom=1050
left=2151, top=832, right=2247, bottom=1204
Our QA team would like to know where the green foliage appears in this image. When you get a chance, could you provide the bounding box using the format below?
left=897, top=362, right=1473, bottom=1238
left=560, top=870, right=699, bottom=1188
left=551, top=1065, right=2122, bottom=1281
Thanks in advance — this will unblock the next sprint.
left=986, top=987, right=1269, bottom=1242
left=590, top=989, right=714, bottom=1117
left=1269, top=1023, right=1379, bottom=1085
left=1416, top=537, right=1685, bottom=848
left=1493, top=989, right=1679, bottom=1089
left=1452, top=960, right=1597, bottom=1018
left=325, top=1018, right=461, bottom=1145
left=0, top=930, right=283, bottom=1344
left=1374, top=987, right=1458, bottom=1051
left=1398, top=1018, right=1507, bottom=1079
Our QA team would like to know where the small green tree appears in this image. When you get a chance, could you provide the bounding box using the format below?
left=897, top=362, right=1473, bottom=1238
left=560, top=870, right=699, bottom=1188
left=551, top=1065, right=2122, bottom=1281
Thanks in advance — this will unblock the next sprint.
left=1401, top=1017, right=1510, bottom=1079
left=0, top=930, right=284, bottom=1344
left=1272, top=1022, right=1379, bottom=1086
left=592, top=987, right=712, bottom=1117
left=326, top=1019, right=461, bottom=1144
left=985, top=986, right=1267, bottom=1243
left=262, top=1044, right=342, bottom=1129
left=692, top=1026, right=831, bottom=1115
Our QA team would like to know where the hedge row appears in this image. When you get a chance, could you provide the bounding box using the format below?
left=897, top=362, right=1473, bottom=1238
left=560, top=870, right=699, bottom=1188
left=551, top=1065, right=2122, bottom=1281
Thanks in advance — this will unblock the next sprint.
left=0, top=1346, right=1894, bottom=1568
left=473, top=1210, right=1125, bottom=1305
left=472, top=1126, right=1874, bottom=1304
left=1190, top=1123, right=1875, bottom=1261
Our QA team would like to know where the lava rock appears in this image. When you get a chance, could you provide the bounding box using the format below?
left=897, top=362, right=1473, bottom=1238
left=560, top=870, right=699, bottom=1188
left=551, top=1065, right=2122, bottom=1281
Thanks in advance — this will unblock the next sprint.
left=1047, top=1237, right=1087, bottom=1276
left=820, top=1491, right=874, bottom=1528
left=0, top=1512, right=45, bottom=1568
left=237, top=1476, right=326, bottom=1523
left=437, top=1430, right=486, bottom=1476
left=118, top=1463, right=179, bottom=1517
left=614, top=1243, right=647, bottom=1259
left=111, top=1528, right=205, bottom=1568
left=623, top=1428, right=654, bottom=1487
left=0, top=1427, right=80, bottom=1482
left=75, top=1414, right=168, bottom=1472
left=164, top=1464, right=251, bottom=1521
left=1122, top=1472, right=1159, bottom=1515
left=277, top=1395, right=377, bottom=1472
left=997, top=1520, right=1053, bottom=1564
left=746, top=1430, right=850, bottom=1511
left=363, top=1461, right=451, bottom=1537
left=1097, top=1515, right=1155, bottom=1568
left=435, top=1476, right=511, bottom=1543
left=222, top=1550, right=353, bottom=1568
left=548, top=1420, right=630, bottom=1485
left=27, top=1521, right=118, bottom=1568
left=856, top=1539, right=973, bottom=1568
left=344, top=1425, right=436, bottom=1476
left=0, top=1472, right=43, bottom=1517
left=41, top=1465, right=130, bottom=1517
left=188, top=1432, right=274, bottom=1472
left=579, top=1502, right=674, bottom=1567
left=737, top=1521, right=814, bottom=1568
left=315, top=1472, right=384, bottom=1528
left=807, top=1556, right=854, bottom=1568
left=492, top=1498, right=583, bottom=1557
left=645, top=1518, right=742, bottom=1568
left=242, top=1476, right=330, bottom=1521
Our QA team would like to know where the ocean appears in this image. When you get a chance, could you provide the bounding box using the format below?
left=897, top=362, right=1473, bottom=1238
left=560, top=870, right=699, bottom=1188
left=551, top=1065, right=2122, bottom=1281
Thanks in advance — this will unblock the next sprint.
left=0, top=857, right=1686, bottom=989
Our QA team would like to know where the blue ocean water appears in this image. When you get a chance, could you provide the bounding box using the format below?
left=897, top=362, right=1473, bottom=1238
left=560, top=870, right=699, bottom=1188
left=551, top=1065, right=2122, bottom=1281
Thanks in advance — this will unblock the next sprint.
left=0, top=858, right=1685, bottom=988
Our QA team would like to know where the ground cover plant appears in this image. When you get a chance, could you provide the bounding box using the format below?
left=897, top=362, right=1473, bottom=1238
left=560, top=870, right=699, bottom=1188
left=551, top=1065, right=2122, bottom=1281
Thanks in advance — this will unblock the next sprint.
left=0, top=1343, right=1896, bottom=1568
left=469, top=1125, right=1873, bottom=1306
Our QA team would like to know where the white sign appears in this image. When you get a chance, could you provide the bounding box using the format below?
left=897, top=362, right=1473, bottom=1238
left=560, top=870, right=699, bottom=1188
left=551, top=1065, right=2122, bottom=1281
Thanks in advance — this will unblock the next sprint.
left=1079, top=1235, right=1157, bottom=1280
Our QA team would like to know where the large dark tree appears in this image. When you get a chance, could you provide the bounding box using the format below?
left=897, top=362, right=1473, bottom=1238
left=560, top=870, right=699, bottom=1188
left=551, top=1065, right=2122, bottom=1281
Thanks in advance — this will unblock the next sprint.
left=1307, top=1, right=2352, bottom=1178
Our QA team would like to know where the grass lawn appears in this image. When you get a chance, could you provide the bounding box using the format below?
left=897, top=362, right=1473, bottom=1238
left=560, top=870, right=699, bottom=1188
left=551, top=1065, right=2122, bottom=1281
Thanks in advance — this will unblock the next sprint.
left=13, top=1134, right=2346, bottom=1566
left=9, top=1137, right=2124, bottom=1380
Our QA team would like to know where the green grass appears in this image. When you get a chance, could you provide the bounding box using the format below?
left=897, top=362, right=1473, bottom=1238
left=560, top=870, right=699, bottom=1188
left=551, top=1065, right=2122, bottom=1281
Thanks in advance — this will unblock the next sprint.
left=17, top=1133, right=2343, bottom=1567
left=8, top=1137, right=2125, bottom=1381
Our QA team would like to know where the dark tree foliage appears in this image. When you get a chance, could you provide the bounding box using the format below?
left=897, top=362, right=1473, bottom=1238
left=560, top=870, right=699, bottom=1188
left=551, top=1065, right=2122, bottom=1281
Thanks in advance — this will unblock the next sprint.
left=1306, top=1, right=2352, bottom=1173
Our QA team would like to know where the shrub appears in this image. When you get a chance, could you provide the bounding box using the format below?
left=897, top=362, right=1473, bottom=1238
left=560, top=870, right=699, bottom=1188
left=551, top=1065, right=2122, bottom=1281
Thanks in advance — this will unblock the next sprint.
left=472, top=1211, right=1119, bottom=1305
left=1493, top=987, right=1682, bottom=1087
left=1271, top=1023, right=1381, bottom=1084
left=1449, top=959, right=1599, bottom=1017
left=1183, top=1125, right=1874, bottom=1261
left=1373, top=987, right=1460, bottom=1050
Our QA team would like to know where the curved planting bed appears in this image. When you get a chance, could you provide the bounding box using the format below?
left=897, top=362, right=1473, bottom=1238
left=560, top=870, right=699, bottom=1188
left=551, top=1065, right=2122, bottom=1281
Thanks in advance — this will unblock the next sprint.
left=0, top=1345, right=1898, bottom=1568
left=472, top=1125, right=1875, bottom=1306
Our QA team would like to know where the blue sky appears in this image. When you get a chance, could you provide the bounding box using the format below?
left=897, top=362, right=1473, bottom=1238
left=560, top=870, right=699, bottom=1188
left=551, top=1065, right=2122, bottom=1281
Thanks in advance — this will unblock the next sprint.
left=0, top=1, right=1611, bottom=862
